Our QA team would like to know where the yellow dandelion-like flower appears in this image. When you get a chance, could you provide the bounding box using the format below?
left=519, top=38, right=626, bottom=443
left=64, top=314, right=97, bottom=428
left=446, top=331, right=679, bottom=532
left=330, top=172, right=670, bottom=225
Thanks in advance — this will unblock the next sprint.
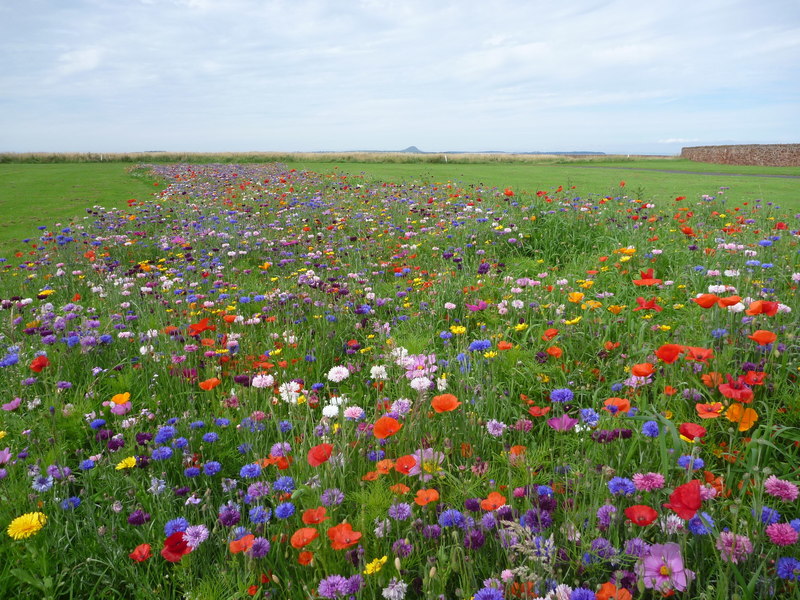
left=7, top=512, right=47, bottom=540
left=115, top=456, right=137, bottom=470
left=110, top=392, right=130, bottom=405
left=363, top=555, right=388, bottom=575
left=0, top=431, right=6, bottom=440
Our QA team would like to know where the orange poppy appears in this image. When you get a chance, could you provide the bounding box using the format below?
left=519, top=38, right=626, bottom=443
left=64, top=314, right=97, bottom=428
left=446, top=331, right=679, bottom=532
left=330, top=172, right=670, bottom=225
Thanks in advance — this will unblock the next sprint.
left=603, top=397, right=630, bottom=415
left=414, top=488, right=440, bottom=506
left=692, top=293, right=719, bottom=308
left=684, top=346, right=714, bottom=363
left=746, top=300, right=779, bottom=316
left=373, top=416, right=402, bottom=439
left=394, top=455, right=417, bottom=475
left=726, top=403, right=758, bottom=431
left=655, top=343, right=684, bottom=364
left=546, top=346, right=563, bottom=358
left=223, top=314, right=238, bottom=323
left=509, top=445, right=526, bottom=456
left=663, top=385, right=677, bottom=396
left=390, top=483, right=410, bottom=495
left=431, top=394, right=461, bottom=413
left=701, top=372, right=724, bottom=387
left=129, top=543, right=152, bottom=562
left=695, top=402, right=723, bottom=419
left=748, top=330, right=776, bottom=346
left=200, top=338, right=216, bottom=347
left=480, top=491, right=507, bottom=510
left=290, top=528, right=319, bottom=549
left=301, top=507, right=329, bottom=525
left=361, top=470, right=380, bottom=481
left=497, top=341, right=513, bottom=351
left=541, top=328, right=559, bottom=341
left=199, top=377, right=221, bottom=391
left=327, top=523, right=362, bottom=550
left=376, top=459, right=395, bottom=474
left=298, top=551, right=314, bottom=565
left=631, top=362, right=654, bottom=377
left=717, top=295, right=741, bottom=307
left=596, top=582, right=633, bottom=600
left=230, top=534, right=255, bottom=554
left=604, top=340, right=620, bottom=351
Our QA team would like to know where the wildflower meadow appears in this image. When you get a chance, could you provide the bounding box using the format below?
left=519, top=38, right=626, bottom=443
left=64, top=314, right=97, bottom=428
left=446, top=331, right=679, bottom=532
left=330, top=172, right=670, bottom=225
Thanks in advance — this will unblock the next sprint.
left=1, top=162, right=799, bottom=599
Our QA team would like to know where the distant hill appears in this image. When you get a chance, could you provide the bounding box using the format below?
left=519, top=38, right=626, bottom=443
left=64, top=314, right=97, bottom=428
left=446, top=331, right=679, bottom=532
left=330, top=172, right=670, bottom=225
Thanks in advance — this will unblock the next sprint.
left=401, top=146, right=423, bottom=153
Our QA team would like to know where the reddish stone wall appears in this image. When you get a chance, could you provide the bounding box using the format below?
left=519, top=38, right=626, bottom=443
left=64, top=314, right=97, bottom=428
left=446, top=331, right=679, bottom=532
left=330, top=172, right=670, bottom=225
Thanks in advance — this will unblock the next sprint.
left=681, top=144, right=800, bottom=167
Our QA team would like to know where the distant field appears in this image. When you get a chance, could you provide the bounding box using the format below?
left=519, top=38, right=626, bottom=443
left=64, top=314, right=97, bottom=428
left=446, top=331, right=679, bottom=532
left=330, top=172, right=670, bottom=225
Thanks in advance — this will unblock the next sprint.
left=1, top=158, right=798, bottom=258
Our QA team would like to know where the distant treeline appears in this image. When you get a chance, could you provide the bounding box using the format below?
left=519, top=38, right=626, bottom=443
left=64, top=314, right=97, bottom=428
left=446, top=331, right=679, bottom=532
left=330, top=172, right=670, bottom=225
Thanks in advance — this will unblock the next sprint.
left=0, top=151, right=663, bottom=165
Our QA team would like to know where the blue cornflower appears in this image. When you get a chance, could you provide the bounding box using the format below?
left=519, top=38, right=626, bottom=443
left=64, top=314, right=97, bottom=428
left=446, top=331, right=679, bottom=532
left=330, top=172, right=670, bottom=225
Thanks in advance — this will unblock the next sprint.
left=214, top=418, right=230, bottom=427
left=79, top=459, right=95, bottom=471
left=550, top=388, right=574, bottom=403
left=273, top=476, right=295, bottom=493
left=155, top=426, right=176, bottom=444
left=32, top=475, right=54, bottom=492
left=60, top=496, right=81, bottom=510
left=151, top=446, right=173, bottom=460
left=202, top=432, right=219, bottom=443
left=688, top=512, right=714, bottom=535
left=570, top=589, right=596, bottom=600
left=249, top=506, right=271, bottom=524
left=711, top=328, right=728, bottom=339
left=172, top=437, right=189, bottom=449
left=467, top=339, right=492, bottom=352
left=580, top=408, right=600, bottom=426
left=89, top=419, right=107, bottom=430
left=758, top=506, right=781, bottom=524
left=165, top=517, right=189, bottom=536
left=776, top=557, right=800, bottom=581
left=189, top=421, right=205, bottom=429
left=537, top=485, right=554, bottom=496
left=274, top=502, right=295, bottom=519
left=677, top=455, right=704, bottom=470
left=278, top=420, right=292, bottom=433
left=438, top=509, right=466, bottom=528
left=641, top=421, right=660, bottom=438
left=239, top=463, right=261, bottom=478
left=203, top=461, right=222, bottom=476
left=473, top=588, right=504, bottom=600
left=184, top=467, right=201, bottom=478
left=608, top=477, right=636, bottom=496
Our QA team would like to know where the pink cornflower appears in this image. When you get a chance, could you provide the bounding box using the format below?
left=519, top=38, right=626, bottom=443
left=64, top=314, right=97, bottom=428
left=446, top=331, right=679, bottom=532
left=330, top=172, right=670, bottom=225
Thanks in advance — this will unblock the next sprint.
left=636, top=542, right=695, bottom=593
left=715, top=531, right=753, bottom=563
left=766, top=523, right=798, bottom=546
left=632, top=472, right=666, bottom=492
left=764, top=475, right=799, bottom=502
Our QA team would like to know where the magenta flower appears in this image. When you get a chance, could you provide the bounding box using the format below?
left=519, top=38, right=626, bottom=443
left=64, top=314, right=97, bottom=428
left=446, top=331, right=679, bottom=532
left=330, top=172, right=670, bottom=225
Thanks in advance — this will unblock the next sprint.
left=766, top=522, right=799, bottom=546
left=636, top=542, right=695, bottom=593
left=2, top=397, right=21, bottom=411
left=764, top=475, right=799, bottom=502
left=547, top=414, right=578, bottom=431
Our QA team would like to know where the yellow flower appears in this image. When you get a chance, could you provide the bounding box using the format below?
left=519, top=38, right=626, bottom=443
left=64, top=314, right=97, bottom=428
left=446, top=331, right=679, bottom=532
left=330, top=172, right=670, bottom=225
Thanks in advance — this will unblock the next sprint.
left=363, top=555, right=388, bottom=575
left=450, top=325, right=467, bottom=335
left=0, top=431, right=6, bottom=440
left=110, top=392, right=131, bottom=405
left=607, top=305, right=626, bottom=314
left=563, top=316, right=582, bottom=325
left=7, top=512, right=47, bottom=540
left=483, top=351, right=497, bottom=358
left=115, top=456, right=137, bottom=470
left=568, top=292, right=584, bottom=303
left=513, top=323, right=528, bottom=332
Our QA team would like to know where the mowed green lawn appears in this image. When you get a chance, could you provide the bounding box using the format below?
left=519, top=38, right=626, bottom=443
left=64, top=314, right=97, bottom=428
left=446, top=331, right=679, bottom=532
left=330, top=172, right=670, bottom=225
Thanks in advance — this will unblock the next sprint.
left=1, top=159, right=798, bottom=258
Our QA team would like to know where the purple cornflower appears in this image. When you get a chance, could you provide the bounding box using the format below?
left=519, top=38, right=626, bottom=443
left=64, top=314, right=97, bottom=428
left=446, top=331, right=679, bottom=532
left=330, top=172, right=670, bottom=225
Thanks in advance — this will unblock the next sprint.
left=127, top=509, right=151, bottom=525
left=247, top=537, right=271, bottom=558
left=486, top=419, right=507, bottom=436
left=321, top=488, right=345, bottom=506
left=388, top=502, right=412, bottom=521
left=391, top=538, right=413, bottom=557
left=184, top=524, right=209, bottom=549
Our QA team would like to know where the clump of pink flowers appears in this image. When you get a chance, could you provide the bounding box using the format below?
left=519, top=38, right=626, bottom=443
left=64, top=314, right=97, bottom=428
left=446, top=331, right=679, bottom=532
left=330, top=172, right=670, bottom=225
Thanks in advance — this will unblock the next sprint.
left=764, top=475, right=799, bottom=502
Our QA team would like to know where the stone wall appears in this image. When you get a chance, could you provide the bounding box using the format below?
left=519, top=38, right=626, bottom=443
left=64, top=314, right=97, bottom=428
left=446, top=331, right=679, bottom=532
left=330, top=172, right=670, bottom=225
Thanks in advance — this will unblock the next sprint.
left=680, top=144, right=800, bottom=167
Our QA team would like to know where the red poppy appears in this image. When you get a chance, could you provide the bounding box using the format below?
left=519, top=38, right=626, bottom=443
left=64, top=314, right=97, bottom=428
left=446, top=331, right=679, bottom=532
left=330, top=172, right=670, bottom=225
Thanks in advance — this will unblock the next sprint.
left=546, top=346, right=563, bottom=358
left=373, top=416, right=402, bottom=439
left=161, top=531, right=191, bottom=563
left=663, top=479, right=701, bottom=520
left=746, top=300, right=779, bottom=316
left=394, top=454, right=417, bottom=475
left=528, top=405, right=552, bottom=417
left=624, top=505, right=658, bottom=526
left=717, top=295, right=741, bottom=307
left=290, top=527, right=319, bottom=549
left=298, top=551, right=314, bottom=565
left=633, top=297, right=663, bottom=312
left=497, top=341, right=513, bottom=351
left=633, top=269, right=662, bottom=286
left=327, top=523, right=362, bottom=550
left=129, top=543, right=152, bottom=562
left=431, top=394, right=461, bottom=413
left=655, top=344, right=684, bottom=364
left=748, top=330, right=776, bottom=346
left=692, top=293, right=719, bottom=308
left=679, top=422, right=707, bottom=440
left=307, top=443, right=333, bottom=467
left=480, top=491, right=507, bottom=511
left=390, top=483, right=410, bottom=495
left=743, top=371, right=767, bottom=386
left=596, top=582, right=633, bottom=600
left=695, top=402, right=724, bottom=419
left=684, top=346, right=714, bottom=363
left=302, top=507, right=329, bottom=525
left=230, top=534, right=255, bottom=554
left=718, top=375, right=753, bottom=403
left=603, top=397, right=631, bottom=416
left=188, top=317, right=216, bottom=336
left=29, top=355, right=50, bottom=372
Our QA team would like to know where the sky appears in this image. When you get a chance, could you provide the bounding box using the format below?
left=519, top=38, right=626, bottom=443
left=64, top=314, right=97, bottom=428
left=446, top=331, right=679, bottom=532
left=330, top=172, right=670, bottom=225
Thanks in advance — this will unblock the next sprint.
left=1, top=0, right=798, bottom=155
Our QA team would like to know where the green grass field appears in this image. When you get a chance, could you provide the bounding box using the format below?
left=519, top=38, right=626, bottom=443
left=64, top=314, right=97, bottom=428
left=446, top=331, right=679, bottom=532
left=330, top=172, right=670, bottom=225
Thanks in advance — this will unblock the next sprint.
left=1, top=159, right=798, bottom=258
